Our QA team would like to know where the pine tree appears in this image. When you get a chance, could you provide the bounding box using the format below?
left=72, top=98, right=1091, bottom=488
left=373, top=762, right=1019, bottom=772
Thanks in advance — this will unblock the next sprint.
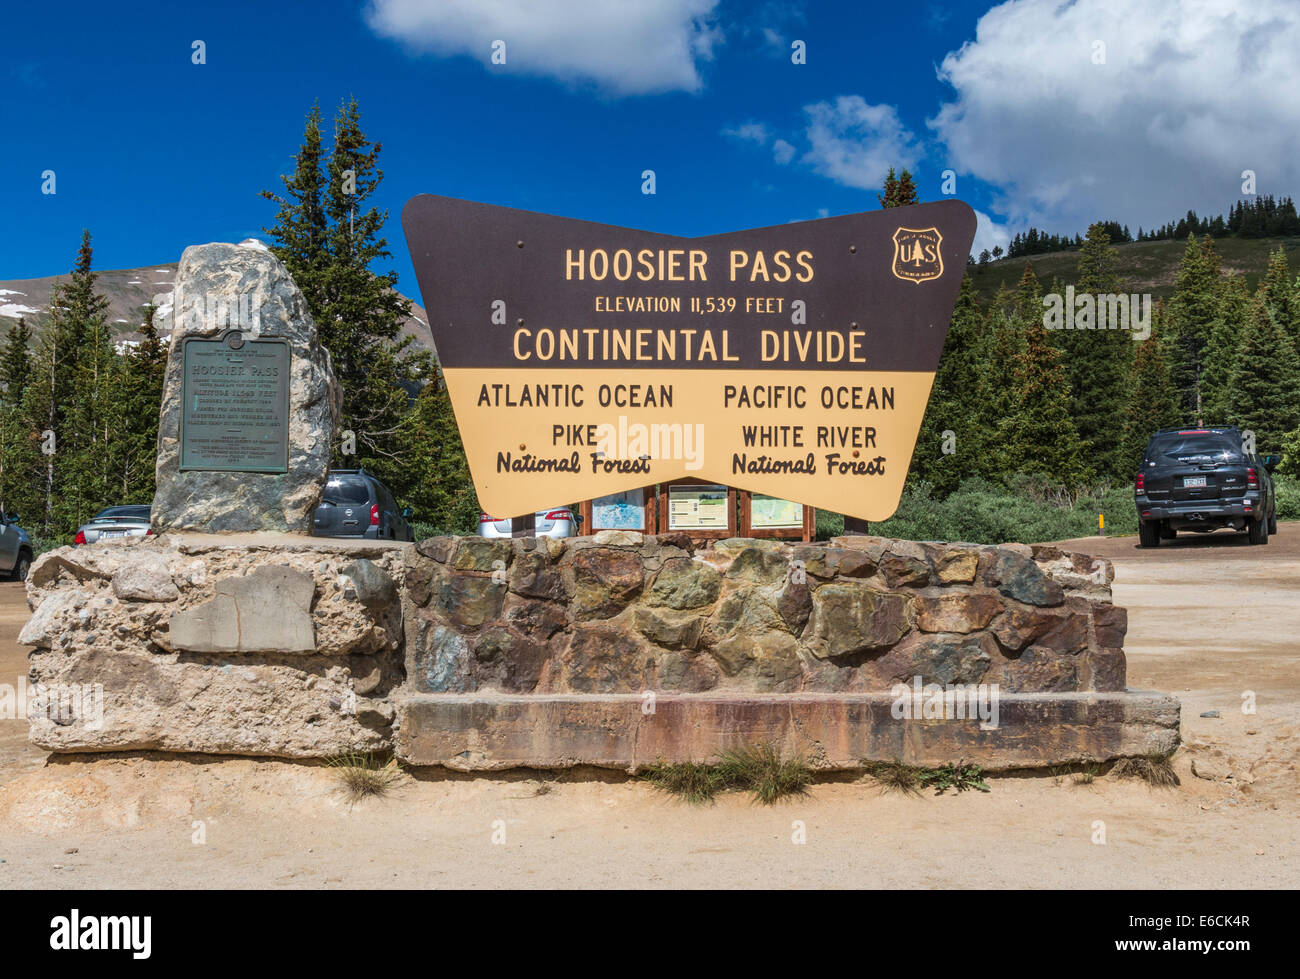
left=1200, top=275, right=1250, bottom=424
left=261, top=103, right=329, bottom=316
left=19, top=230, right=112, bottom=536
left=0, top=318, right=32, bottom=513
left=1053, top=223, right=1131, bottom=479
left=910, top=272, right=989, bottom=493
left=1259, top=247, right=1298, bottom=355
left=970, top=310, right=1027, bottom=482
left=1120, top=305, right=1180, bottom=476
left=104, top=304, right=167, bottom=502
left=402, top=368, right=478, bottom=532
left=1227, top=299, right=1300, bottom=453
left=1004, top=315, right=1090, bottom=486
left=58, top=233, right=119, bottom=532
left=0, top=318, right=32, bottom=408
left=1167, top=234, right=1224, bottom=422
left=264, top=99, right=429, bottom=502
left=878, top=167, right=919, bottom=208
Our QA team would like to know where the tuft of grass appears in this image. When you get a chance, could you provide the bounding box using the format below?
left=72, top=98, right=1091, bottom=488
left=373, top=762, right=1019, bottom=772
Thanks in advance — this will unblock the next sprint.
left=917, top=762, right=991, bottom=795
left=1071, top=763, right=1101, bottom=786
left=642, top=743, right=812, bottom=805
left=717, top=743, right=813, bottom=805
left=642, top=761, right=729, bottom=805
left=326, top=751, right=403, bottom=802
left=1112, top=752, right=1180, bottom=787
left=862, top=759, right=923, bottom=796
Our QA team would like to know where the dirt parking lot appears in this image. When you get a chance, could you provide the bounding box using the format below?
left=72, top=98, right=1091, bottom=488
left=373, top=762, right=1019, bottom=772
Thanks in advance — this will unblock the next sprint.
left=0, top=528, right=1296, bottom=889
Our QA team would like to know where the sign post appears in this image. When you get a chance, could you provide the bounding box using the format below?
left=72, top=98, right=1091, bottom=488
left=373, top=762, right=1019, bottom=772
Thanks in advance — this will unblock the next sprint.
left=403, top=196, right=975, bottom=525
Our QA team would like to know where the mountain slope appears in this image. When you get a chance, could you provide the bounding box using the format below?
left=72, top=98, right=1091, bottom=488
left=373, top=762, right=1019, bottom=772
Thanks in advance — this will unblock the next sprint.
left=0, top=244, right=434, bottom=354
left=969, top=234, right=1300, bottom=303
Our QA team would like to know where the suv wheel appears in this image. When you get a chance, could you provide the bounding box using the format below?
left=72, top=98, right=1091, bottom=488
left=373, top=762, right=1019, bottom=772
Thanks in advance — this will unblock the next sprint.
left=1268, top=511, right=1278, bottom=535
left=1247, top=516, right=1268, bottom=545
left=11, top=550, right=31, bottom=582
left=1139, top=521, right=1161, bottom=548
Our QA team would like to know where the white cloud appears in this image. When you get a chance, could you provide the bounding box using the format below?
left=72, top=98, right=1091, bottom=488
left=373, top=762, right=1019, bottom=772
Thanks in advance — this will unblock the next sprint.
left=364, top=0, right=722, bottom=95
left=801, top=96, right=923, bottom=191
left=722, top=121, right=771, bottom=144
left=929, top=0, right=1300, bottom=232
left=971, top=210, right=1011, bottom=258
left=772, top=138, right=796, bottom=165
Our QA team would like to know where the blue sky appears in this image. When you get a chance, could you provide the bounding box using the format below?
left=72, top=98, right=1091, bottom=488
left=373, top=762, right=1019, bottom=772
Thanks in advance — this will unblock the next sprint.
left=4, top=0, right=1298, bottom=299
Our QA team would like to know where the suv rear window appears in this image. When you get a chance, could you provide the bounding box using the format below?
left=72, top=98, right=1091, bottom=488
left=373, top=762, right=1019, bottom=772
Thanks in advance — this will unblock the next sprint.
left=1146, top=432, right=1243, bottom=464
left=323, top=477, right=372, bottom=505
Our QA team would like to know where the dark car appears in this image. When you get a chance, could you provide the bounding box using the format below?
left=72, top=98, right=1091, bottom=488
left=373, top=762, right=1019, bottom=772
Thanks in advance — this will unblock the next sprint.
left=1134, top=426, right=1279, bottom=547
left=311, top=469, right=414, bottom=542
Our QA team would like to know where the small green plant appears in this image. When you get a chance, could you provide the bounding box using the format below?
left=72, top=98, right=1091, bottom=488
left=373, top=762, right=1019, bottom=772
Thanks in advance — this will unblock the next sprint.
left=917, top=762, right=990, bottom=795
left=642, top=744, right=812, bottom=805
left=326, top=751, right=403, bottom=802
left=861, top=759, right=923, bottom=795
left=1112, top=752, right=1180, bottom=787
left=642, top=761, right=729, bottom=805
left=717, top=743, right=813, bottom=805
left=1071, top=762, right=1101, bottom=786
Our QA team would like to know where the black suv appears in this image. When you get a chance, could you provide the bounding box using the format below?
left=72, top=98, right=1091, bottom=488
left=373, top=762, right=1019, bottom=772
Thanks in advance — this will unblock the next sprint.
left=311, top=469, right=414, bottom=542
left=1134, top=426, right=1279, bottom=547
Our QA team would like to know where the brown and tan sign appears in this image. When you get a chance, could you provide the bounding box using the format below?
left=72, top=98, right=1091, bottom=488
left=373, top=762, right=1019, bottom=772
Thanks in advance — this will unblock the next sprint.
left=402, top=195, right=975, bottom=522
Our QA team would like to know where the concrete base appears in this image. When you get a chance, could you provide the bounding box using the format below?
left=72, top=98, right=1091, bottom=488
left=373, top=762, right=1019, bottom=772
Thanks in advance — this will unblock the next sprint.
left=395, top=691, right=1180, bottom=772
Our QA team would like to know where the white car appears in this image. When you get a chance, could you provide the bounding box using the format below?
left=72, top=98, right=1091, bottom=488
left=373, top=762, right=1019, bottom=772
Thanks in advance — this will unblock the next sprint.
left=478, top=508, right=577, bottom=539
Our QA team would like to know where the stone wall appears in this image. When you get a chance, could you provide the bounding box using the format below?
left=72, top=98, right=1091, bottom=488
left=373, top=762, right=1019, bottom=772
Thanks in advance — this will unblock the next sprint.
left=404, top=532, right=1127, bottom=698
left=21, top=535, right=406, bottom=757
left=20, top=531, right=1176, bottom=770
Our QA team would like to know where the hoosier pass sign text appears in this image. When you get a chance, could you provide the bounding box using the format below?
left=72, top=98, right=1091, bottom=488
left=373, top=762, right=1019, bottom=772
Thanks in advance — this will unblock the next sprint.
left=402, top=195, right=975, bottom=521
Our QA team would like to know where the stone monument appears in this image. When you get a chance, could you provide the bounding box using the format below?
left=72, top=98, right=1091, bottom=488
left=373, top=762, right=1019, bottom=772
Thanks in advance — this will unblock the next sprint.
left=152, top=241, right=339, bottom=533
left=16, top=242, right=1179, bottom=771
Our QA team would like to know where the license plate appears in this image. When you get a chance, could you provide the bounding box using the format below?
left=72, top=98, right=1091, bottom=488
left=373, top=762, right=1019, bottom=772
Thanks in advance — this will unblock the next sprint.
left=1183, top=476, right=1207, bottom=488
left=100, top=530, right=126, bottom=539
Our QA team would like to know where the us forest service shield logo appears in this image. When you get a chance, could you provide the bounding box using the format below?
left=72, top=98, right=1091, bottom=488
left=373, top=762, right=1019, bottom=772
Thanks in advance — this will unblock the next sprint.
left=891, top=226, right=944, bottom=283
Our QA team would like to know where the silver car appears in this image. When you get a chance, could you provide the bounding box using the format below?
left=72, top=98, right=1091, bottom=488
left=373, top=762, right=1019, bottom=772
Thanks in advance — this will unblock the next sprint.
left=0, top=509, right=33, bottom=581
left=478, top=508, right=577, bottom=539
left=74, top=505, right=153, bottom=545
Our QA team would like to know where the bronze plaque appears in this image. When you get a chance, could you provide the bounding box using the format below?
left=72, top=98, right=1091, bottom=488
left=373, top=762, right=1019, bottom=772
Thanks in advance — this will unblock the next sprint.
left=402, top=195, right=975, bottom=521
left=179, top=331, right=290, bottom=473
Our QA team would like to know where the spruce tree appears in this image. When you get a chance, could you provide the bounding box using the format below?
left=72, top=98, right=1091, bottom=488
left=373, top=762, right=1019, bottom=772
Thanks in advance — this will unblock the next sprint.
left=1120, top=305, right=1180, bottom=476
left=261, top=103, right=329, bottom=316
left=1054, top=223, right=1131, bottom=479
left=403, top=368, right=478, bottom=532
left=878, top=167, right=919, bottom=208
left=1227, top=299, right=1300, bottom=453
left=1004, top=316, right=1090, bottom=486
left=1168, top=234, right=1224, bottom=422
left=58, top=232, right=119, bottom=532
left=18, top=230, right=111, bottom=536
left=910, top=271, right=989, bottom=493
left=105, top=304, right=167, bottom=502
left=0, top=318, right=32, bottom=408
left=1259, top=247, right=1298, bottom=355
left=1200, top=275, right=1250, bottom=424
left=0, top=318, right=31, bottom=513
left=263, top=99, right=429, bottom=501
left=970, top=308, right=1028, bottom=482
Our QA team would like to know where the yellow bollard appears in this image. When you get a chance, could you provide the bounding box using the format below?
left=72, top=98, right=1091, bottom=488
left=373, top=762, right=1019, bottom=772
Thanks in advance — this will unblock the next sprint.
left=1098, top=513, right=1105, bottom=536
